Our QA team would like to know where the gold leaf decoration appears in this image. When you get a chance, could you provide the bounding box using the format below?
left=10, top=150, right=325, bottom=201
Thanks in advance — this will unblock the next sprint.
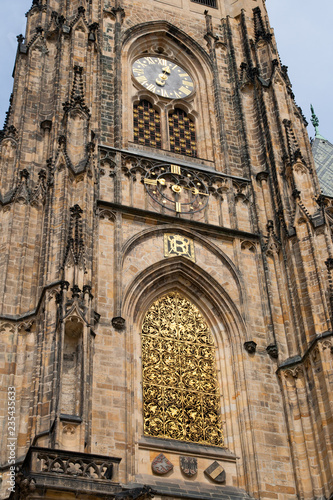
left=142, top=292, right=224, bottom=446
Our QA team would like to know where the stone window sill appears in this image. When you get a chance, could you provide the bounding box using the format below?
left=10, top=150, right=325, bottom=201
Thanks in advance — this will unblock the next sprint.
left=138, top=435, right=237, bottom=462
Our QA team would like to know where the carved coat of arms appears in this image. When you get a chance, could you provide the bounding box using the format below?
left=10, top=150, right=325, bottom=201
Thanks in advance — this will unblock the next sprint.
left=151, top=453, right=173, bottom=475
left=180, top=456, right=197, bottom=477
left=204, top=461, right=226, bottom=483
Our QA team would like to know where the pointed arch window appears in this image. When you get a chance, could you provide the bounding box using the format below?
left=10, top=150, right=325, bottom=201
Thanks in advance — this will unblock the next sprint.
left=142, top=292, right=223, bottom=446
left=133, top=100, right=162, bottom=149
left=169, top=109, right=197, bottom=157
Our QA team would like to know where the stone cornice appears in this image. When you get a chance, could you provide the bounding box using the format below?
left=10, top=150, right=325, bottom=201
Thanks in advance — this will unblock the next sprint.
left=97, top=200, right=260, bottom=242
left=99, top=145, right=251, bottom=183
left=0, top=280, right=62, bottom=322
left=277, top=330, right=333, bottom=373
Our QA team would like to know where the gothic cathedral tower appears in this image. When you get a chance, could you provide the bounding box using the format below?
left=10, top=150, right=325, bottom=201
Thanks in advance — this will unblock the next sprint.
left=1, top=0, right=333, bottom=499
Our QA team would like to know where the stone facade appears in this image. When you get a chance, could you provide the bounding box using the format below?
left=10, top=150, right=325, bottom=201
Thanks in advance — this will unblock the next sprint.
left=0, top=0, right=333, bottom=499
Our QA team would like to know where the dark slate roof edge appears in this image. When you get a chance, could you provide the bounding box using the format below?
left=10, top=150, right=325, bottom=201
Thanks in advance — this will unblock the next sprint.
left=312, top=136, right=333, bottom=149
left=312, top=136, right=333, bottom=197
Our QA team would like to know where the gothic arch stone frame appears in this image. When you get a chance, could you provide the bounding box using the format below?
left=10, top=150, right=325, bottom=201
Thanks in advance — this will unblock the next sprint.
left=121, top=21, right=218, bottom=162
left=120, top=225, right=253, bottom=323
left=121, top=233, right=259, bottom=493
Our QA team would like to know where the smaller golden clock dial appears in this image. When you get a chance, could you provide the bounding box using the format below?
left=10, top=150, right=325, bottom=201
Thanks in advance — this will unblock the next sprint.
left=144, top=163, right=209, bottom=214
left=132, top=57, right=194, bottom=99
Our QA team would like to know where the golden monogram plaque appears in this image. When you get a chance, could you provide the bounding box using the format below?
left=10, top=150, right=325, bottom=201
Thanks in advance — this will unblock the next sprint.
left=164, top=234, right=195, bottom=262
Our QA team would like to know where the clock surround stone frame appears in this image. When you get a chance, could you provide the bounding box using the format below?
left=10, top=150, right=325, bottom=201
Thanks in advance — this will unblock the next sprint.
left=121, top=22, right=218, bottom=164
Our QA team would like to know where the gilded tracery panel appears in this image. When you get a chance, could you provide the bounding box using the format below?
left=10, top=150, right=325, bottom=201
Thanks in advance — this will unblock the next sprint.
left=133, top=100, right=162, bottom=149
left=142, top=292, right=223, bottom=446
left=169, top=109, right=197, bottom=157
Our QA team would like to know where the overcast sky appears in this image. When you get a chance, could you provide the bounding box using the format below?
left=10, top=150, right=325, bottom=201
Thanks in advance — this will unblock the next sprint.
left=0, top=0, right=332, bottom=141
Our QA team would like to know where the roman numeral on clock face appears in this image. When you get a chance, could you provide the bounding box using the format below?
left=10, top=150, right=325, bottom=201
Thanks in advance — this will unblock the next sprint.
left=179, top=86, right=192, bottom=96
left=136, top=76, right=147, bottom=84
left=146, top=83, right=156, bottom=92
left=171, top=164, right=181, bottom=174
left=135, top=61, right=147, bottom=68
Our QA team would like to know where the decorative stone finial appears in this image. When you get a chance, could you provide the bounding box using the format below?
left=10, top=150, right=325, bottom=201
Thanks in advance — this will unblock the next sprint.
left=310, top=104, right=326, bottom=140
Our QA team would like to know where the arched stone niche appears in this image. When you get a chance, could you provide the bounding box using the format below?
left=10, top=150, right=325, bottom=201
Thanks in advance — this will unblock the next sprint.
left=121, top=21, right=218, bottom=164
left=121, top=255, right=257, bottom=490
left=60, top=316, right=83, bottom=417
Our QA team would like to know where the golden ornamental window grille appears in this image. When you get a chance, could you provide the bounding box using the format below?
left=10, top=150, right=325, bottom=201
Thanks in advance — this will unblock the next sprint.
left=169, top=109, right=197, bottom=158
left=133, top=100, right=162, bottom=149
left=142, top=292, right=224, bottom=446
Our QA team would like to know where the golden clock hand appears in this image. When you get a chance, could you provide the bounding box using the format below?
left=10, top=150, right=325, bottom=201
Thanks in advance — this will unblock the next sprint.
left=144, top=178, right=157, bottom=185
left=180, top=185, right=209, bottom=196
left=144, top=178, right=166, bottom=186
left=156, top=66, right=171, bottom=87
left=192, top=188, right=209, bottom=196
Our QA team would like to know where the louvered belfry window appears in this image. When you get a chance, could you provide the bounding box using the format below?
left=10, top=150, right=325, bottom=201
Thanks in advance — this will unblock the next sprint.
left=133, top=100, right=162, bottom=149
left=190, top=0, right=217, bottom=6
left=169, top=109, right=197, bottom=157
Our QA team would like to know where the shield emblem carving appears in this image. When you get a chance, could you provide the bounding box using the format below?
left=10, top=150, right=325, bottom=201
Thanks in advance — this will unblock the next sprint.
left=204, top=461, right=226, bottom=483
left=151, top=453, right=173, bottom=475
left=180, top=456, right=197, bottom=477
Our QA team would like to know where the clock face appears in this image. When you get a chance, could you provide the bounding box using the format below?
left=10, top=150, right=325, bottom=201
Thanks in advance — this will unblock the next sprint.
left=132, top=56, right=194, bottom=99
left=144, top=163, right=209, bottom=214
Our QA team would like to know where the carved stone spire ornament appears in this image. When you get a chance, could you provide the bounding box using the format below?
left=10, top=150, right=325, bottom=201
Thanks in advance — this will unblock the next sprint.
left=62, top=204, right=86, bottom=272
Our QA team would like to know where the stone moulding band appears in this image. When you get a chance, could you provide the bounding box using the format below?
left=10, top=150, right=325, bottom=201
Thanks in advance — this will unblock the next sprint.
left=138, top=436, right=237, bottom=463
left=99, top=144, right=251, bottom=183
left=277, top=330, right=333, bottom=374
